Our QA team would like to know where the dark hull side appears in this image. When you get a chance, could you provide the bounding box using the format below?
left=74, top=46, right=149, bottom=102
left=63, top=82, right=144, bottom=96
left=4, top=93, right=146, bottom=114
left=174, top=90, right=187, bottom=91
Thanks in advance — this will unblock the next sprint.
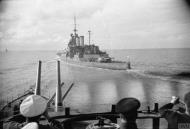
left=58, top=56, right=130, bottom=70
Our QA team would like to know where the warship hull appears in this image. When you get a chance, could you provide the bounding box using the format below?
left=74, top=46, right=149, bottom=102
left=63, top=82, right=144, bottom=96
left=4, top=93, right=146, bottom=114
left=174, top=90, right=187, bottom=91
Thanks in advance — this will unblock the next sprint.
left=58, top=55, right=130, bottom=70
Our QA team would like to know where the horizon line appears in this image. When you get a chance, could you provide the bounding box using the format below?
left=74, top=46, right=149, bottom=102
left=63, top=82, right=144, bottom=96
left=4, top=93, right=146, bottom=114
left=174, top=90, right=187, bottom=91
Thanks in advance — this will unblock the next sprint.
left=1, top=47, right=190, bottom=52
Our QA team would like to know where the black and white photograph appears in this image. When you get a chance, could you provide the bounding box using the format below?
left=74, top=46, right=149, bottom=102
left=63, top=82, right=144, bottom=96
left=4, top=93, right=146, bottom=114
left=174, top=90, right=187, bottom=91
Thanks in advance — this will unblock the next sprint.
left=1, top=0, right=190, bottom=129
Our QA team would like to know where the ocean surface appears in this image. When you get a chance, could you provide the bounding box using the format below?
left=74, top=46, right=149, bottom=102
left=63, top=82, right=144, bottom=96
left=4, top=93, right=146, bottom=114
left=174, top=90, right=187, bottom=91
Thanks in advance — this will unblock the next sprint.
left=0, top=49, right=190, bottom=125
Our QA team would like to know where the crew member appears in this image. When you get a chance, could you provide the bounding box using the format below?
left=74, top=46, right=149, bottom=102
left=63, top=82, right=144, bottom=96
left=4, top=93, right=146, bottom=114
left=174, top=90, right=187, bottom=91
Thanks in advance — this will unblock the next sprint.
left=159, top=91, right=190, bottom=129
left=116, top=97, right=141, bottom=129
left=3, top=95, right=63, bottom=129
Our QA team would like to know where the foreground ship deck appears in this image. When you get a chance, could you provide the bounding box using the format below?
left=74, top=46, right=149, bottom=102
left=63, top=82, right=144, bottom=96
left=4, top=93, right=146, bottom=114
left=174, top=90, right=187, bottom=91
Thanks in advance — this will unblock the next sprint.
left=0, top=60, right=166, bottom=129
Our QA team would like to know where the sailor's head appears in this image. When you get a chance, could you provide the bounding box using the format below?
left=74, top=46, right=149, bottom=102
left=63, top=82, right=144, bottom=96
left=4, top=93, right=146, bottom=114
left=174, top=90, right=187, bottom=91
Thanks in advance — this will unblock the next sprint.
left=116, top=98, right=140, bottom=121
left=20, top=95, right=47, bottom=121
left=184, top=91, right=190, bottom=114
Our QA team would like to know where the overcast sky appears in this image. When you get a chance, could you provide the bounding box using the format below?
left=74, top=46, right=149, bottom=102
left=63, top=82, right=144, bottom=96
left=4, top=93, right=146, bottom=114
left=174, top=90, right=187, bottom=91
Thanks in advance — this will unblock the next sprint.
left=0, top=0, right=190, bottom=50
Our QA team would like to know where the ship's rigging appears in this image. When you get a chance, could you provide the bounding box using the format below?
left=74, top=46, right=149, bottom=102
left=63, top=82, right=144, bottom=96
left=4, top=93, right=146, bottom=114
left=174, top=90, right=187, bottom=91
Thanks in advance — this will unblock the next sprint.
left=66, top=16, right=110, bottom=62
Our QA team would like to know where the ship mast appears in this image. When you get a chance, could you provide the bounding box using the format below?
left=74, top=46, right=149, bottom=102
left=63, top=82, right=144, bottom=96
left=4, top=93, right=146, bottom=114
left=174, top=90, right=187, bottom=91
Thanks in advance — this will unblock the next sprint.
left=88, top=30, right=91, bottom=45
left=73, top=16, right=77, bottom=36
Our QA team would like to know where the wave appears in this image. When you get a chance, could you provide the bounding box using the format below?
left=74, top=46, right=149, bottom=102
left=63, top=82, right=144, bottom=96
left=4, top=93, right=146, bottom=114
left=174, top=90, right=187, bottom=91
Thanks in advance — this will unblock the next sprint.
left=0, top=58, right=57, bottom=75
left=0, top=62, right=36, bottom=73
left=145, top=71, right=190, bottom=80
left=172, top=72, right=190, bottom=79
left=127, top=69, right=190, bottom=85
left=61, top=59, right=190, bottom=85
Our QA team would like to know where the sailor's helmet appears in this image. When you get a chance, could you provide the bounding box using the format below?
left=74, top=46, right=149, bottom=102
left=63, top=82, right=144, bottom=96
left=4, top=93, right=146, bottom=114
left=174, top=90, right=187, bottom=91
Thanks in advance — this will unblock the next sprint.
left=116, top=98, right=140, bottom=114
left=20, top=95, right=47, bottom=117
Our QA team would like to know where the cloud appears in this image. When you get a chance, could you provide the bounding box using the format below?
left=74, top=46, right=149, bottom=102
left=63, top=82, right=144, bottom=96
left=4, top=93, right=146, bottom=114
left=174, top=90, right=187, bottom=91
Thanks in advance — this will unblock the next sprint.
left=0, top=0, right=110, bottom=50
left=0, top=0, right=190, bottom=50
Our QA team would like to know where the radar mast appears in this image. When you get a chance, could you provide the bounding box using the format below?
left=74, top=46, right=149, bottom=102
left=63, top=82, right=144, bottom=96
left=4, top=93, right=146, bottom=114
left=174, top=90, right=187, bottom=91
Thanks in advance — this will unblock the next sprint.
left=73, top=16, right=77, bottom=36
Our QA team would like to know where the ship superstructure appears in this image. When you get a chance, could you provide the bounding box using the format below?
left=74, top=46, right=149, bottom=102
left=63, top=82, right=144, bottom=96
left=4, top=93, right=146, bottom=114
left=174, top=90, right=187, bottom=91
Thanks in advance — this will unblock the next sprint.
left=65, top=16, right=111, bottom=62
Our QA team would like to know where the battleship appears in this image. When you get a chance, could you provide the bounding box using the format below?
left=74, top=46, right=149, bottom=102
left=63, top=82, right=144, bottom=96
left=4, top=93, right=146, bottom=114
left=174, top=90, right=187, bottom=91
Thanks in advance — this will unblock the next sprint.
left=57, top=17, right=131, bottom=70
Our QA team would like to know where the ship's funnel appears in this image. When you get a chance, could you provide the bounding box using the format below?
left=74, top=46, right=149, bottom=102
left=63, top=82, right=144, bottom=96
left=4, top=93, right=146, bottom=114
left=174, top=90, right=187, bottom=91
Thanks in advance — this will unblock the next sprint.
left=35, top=60, right=42, bottom=95
left=76, top=37, right=80, bottom=46
left=80, top=36, right=84, bottom=46
left=55, top=60, right=63, bottom=112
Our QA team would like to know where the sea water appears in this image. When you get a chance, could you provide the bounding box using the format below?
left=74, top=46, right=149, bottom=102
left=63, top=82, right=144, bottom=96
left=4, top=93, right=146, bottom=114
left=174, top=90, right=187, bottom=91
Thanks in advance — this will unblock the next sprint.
left=0, top=48, right=190, bottom=111
left=0, top=51, right=57, bottom=102
left=0, top=48, right=190, bottom=128
left=108, top=48, right=190, bottom=74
